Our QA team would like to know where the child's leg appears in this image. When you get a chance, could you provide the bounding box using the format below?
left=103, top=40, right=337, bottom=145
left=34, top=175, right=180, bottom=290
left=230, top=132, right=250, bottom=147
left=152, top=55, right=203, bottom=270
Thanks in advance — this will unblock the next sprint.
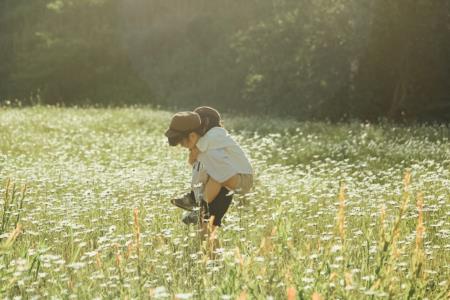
left=204, top=178, right=221, bottom=204
left=201, top=220, right=219, bottom=259
left=223, top=175, right=239, bottom=191
left=200, top=187, right=233, bottom=259
left=204, top=175, right=240, bottom=203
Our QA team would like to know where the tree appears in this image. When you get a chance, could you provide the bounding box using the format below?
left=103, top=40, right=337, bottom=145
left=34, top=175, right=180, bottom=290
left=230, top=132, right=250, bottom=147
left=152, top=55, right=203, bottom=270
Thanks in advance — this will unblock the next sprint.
left=231, top=0, right=367, bottom=119
left=351, top=0, right=450, bottom=121
left=2, top=0, right=151, bottom=105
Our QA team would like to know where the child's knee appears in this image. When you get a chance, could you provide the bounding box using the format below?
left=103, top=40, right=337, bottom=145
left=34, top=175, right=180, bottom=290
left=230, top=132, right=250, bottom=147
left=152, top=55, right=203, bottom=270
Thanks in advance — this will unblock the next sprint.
left=223, top=175, right=239, bottom=190
left=204, top=180, right=221, bottom=203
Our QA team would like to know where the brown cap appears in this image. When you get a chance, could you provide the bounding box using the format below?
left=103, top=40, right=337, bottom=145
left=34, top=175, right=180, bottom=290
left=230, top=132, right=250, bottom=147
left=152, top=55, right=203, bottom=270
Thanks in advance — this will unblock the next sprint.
left=194, top=106, right=221, bottom=123
left=165, top=111, right=201, bottom=139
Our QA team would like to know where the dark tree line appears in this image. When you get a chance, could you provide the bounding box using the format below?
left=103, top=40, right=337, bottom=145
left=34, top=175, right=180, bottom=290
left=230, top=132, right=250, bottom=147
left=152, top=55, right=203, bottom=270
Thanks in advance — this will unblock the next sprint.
left=352, top=1, right=450, bottom=121
left=1, top=0, right=449, bottom=121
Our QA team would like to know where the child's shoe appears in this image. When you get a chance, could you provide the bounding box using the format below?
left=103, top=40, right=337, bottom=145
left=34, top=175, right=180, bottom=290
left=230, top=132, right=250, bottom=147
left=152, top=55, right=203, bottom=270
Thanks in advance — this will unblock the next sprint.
left=171, top=191, right=197, bottom=211
left=182, top=210, right=199, bottom=225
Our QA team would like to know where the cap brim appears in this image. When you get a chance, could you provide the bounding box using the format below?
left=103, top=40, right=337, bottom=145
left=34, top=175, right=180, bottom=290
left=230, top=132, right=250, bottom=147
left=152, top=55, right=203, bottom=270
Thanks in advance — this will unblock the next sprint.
left=165, top=128, right=183, bottom=138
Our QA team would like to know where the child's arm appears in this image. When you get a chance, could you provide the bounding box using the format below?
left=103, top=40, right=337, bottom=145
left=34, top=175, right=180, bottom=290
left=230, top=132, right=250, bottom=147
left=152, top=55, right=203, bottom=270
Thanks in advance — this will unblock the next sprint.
left=188, top=146, right=200, bottom=165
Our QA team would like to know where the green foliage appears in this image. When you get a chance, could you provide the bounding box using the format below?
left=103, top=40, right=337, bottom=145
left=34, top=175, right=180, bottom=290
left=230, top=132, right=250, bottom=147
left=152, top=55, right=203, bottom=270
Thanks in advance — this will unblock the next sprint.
left=353, top=1, right=450, bottom=121
left=0, top=1, right=449, bottom=120
left=2, top=0, right=151, bottom=105
left=231, top=1, right=365, bottom=117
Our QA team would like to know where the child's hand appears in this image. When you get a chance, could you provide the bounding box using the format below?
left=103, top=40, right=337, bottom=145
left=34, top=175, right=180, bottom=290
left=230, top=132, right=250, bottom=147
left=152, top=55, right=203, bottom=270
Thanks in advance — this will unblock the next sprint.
left=188, top=147, right=199, bottom=165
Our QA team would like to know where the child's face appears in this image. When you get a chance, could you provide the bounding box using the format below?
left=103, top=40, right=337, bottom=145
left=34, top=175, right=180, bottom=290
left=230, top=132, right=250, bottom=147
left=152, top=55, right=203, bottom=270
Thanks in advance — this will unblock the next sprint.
left=180, top=132, right=199, bottom=150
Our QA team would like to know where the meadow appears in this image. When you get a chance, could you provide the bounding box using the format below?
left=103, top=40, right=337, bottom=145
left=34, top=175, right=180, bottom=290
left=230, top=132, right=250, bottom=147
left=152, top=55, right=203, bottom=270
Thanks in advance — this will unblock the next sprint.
left=0, top=107, right=449, bottom=299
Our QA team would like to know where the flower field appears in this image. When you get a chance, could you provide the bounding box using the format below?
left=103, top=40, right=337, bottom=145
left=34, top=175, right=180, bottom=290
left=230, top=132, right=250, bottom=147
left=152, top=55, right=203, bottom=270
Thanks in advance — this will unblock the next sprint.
left=0, top=107, right=449, bottom=299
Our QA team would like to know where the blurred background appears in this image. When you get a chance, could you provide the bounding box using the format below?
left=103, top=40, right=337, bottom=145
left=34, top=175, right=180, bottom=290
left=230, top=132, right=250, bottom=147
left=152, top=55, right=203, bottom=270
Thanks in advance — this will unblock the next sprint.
left=0, top=0, right=449, bottom=122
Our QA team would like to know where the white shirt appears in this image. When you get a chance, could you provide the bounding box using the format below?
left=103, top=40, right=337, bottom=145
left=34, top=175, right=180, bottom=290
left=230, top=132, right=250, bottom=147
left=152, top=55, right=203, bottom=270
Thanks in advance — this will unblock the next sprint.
left=196, top=127, right=253, bottom=182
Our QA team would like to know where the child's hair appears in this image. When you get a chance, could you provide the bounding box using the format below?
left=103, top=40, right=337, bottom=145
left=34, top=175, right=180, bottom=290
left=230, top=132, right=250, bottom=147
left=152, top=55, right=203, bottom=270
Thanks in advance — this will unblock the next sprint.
left=193, top=106, right=222, bottom=136
left=168, top=134, right=186, bottom=146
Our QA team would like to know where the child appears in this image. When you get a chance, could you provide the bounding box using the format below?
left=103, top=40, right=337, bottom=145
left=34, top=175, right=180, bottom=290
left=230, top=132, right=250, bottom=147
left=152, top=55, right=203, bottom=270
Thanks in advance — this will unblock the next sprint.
left=165, top=107, right=253, bottom=227
left=189, top=106, right=253, bottom=203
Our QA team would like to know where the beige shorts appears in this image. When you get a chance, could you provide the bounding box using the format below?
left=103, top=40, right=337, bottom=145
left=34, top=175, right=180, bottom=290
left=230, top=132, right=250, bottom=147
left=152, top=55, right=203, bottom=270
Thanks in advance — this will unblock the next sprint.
left=191, top=162, right=253, bottom=196
left=235, top=173, right=254, bottom=194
